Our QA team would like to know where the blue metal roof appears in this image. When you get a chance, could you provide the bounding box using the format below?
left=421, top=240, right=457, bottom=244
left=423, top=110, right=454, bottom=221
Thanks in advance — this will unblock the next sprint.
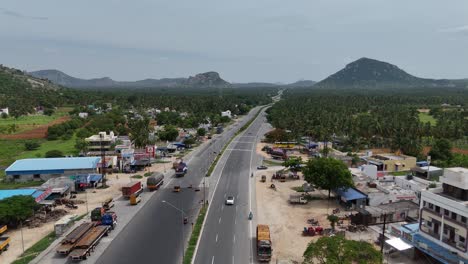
left=335, top=187, right=368, bottom=201
left=0, top=189, right=37, bottom=200
left=5, top=157, right=100, bottom=175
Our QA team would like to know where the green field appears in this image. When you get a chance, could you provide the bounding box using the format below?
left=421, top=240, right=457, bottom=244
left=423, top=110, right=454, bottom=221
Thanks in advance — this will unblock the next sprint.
left=0, top=109, right=69, bottom=134
left=0, top=135, right=78, bottom=168
left=418, top=112, right=437, bottom=126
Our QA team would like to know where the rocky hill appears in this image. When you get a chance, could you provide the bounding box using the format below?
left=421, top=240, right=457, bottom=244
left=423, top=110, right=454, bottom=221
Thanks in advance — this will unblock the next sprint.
left=30, top=70, right=230, bottom=88
left=315, top=57, right=458, bottom=88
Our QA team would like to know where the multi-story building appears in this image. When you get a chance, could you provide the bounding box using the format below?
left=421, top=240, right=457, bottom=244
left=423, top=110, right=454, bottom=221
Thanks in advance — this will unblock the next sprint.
left=85, top=131, right=116, bottom=151
left=415, top=167, right=468, bottom=264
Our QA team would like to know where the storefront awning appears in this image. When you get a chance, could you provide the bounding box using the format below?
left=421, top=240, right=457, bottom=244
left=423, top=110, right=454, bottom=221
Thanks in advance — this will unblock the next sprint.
left=386, top=238, right=413, bottom=251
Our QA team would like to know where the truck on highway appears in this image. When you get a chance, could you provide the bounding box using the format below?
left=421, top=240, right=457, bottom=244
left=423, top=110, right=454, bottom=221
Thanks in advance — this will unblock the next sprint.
left=146, top=172, right=164, bottom=191
left=175, top=162, right=188, bottom=177
left=69, top=225, right=110, bottom=260
left=56, top=222, right=94, bottom=255
left=256, top=224, right=272, bottom=262
left=0, top=225, right=10, bottom=255
left=289, top=194, right=308, bottom=204
left=122, top=181, right=143, bottom=199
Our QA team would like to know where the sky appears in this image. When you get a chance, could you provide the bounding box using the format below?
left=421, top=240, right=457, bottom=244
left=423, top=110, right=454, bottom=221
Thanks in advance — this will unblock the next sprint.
left=0, top=0, right=467, bottom=83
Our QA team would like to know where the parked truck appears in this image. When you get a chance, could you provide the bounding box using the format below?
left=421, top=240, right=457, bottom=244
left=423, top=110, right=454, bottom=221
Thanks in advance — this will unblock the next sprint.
left=289, top=194, right=308, bottom=204
left=175, top=162, right=188, bottom=177
left=56, top=222, right=94, bottom=255
left=122, top=181, right=143, bottom=199
left=69, top=225, right=110, bottom=260
left=256, top=224, right=272, bottom=262
left=147, top=172, right=164, bottom=191
left=0, top=225, right=10, bottom=255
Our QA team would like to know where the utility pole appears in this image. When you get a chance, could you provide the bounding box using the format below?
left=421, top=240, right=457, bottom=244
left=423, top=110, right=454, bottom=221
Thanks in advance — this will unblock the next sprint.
left=380, top=213, right=387, bottom=262
left=100, top=133, right=106, bottom=187
left=203, top=176, right=206, bottom=207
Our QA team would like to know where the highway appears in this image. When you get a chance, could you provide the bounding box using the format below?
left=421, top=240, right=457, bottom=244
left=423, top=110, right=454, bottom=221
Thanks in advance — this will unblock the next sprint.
left=194, top=108, right=269, bottom=264
left=96, top=107, right=262, bottom=264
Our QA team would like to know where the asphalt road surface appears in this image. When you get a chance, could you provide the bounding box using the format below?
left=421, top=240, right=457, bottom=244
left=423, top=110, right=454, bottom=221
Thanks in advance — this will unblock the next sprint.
left=96, top=107, right=262, bottom=264
left=194, top=108, right=269, bottom=264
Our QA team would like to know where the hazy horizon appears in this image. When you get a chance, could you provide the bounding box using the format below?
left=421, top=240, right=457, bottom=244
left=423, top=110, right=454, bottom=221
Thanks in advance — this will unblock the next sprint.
left=1, top=0, right=467, bottom=83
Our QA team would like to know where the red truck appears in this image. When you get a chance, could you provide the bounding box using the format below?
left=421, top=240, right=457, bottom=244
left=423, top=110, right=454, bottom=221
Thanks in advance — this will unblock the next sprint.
left=122, top=182, right=143, bottom=199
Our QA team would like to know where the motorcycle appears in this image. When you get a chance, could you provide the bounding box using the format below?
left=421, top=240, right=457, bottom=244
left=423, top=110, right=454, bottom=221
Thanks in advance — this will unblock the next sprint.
left=248, top=212, right=253, bottom=220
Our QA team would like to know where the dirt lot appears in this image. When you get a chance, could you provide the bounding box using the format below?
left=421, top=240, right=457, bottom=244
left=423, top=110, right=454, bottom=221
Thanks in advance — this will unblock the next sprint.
left=255, top=169, right=338, bottom=263
left=256, top=143, right=311, bottom=162
left=0, top=116, right=70, bottom=140
left=0, top=158, right=175, bottom=264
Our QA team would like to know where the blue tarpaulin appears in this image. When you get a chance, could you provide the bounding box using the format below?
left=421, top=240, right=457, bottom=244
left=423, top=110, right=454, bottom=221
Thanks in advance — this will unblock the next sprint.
left=335, top=187, right=367, bottom=202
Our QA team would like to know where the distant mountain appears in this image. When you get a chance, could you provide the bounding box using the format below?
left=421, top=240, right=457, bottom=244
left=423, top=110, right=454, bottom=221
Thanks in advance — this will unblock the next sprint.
left=232, top=82, right=279, bottom=88
left=29, top=70, right=230, bottom=88
left=315, top=57, right=460, bottom=89
left=287, top=80, right=316, bottom=87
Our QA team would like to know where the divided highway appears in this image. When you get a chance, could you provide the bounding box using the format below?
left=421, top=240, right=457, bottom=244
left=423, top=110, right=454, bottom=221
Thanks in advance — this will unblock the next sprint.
left=194, top=108, right=269, bottom=264
left=96, top=107, right=262, bottom=264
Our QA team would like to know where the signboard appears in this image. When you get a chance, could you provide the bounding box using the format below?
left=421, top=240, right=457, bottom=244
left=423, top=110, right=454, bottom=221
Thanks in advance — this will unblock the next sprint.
left=146, top=146, right=155, bottom=157
left=35, top=187, right=52, bottom=203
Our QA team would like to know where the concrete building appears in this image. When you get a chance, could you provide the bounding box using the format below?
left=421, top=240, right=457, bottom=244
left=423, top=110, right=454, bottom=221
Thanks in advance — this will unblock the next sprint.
left=85, top=131, right=116, bottom=151
left=221, top=110, right=232, bottom=118
left=78, top=112, right=88, bottom=118
left=415, top=167, right=468, bottom=264
left=334, top=187, right=368, bottom=210
left=411, top=166, right=444, bottom=180
left=5, top=157, right=100, bottom=182
left=363, top=153, right=417, bottom=172
left=0, top=107, right=8, bottom=116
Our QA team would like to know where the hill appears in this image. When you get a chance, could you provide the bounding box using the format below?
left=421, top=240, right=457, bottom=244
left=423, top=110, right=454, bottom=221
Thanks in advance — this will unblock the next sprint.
left=0, top=65, right=74, bottom=117
left=315, top=57, right=460, bottom=89
left=287, top=80, right=316, bottom=87
left=30, top=70, right=230, bottom=88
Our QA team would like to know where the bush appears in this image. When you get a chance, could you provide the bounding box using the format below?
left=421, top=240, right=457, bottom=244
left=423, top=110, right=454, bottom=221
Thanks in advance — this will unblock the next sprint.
left=45, top=150, right=64, bottom=158
left=24, top=141, right=41, bottom=151
left=131, top=175, right=143, bottom=179
left=43, top=108, right=54, bottom=116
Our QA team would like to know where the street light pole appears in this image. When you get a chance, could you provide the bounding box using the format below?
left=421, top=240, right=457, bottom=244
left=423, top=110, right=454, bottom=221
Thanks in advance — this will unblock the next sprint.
left=162, top=200, right=185, bottom=264
left=20, top=220, right=24, bottom=253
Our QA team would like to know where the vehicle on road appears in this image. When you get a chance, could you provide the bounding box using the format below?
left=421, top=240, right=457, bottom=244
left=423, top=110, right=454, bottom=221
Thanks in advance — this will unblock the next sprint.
left=257, top=165, right=268, bottom=170
left=130, top=194, right=142, bottom=205
left=147, top=172, right=164, bottom=191
left=69, top=225, right=110, bottom=260
left=256, top=224, right=272, bottom=262
left=56, top=222, right=95, bottom=255
left=122, top=181, right=143, bottom=199
left=289, top=194, right=308, bottom=204
left=175, top=161, right=188, bottom=177
left=173, top=185, right=181, bottom=192
left=0, top=225, right=10, bottom=255
left=225, top=196, right=235, bottom=205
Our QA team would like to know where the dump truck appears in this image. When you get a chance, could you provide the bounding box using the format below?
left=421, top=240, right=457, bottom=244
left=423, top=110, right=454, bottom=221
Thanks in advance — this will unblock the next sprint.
left=56, top=222, right=94, bottom=255
left=175, top=162, right=188, bottom=177
left=256, top=224, right=272, bottom=262
left=122, top=181, right=143, bottom=199
left=147, top=172, right=164, bottom=191
left=102, top=198, right=114, bottom=211
left=69, top=225, right=110, bottom=260
left=289, top=194, right=308, bottom=204
left=0, top=225, right=10, bottom=255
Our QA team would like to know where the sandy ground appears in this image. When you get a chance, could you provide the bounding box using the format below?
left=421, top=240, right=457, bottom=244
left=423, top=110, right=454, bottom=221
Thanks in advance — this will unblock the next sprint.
left=0, top=157, right=177, bottom=264
left=256, top=143, right=311, bottom=163
left=255, top=168, right=341, bottom=263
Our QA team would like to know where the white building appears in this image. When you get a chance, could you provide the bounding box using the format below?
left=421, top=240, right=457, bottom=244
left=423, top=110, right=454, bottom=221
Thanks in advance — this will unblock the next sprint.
left=0, top=107, right=9, bottom=116
left=85, top=132, right=117, bottom=151
left=414, top=167, right=468, bottom=264
left=78, top=112, right=89, bottom=118
left=221, top=110, right=232, bottom=118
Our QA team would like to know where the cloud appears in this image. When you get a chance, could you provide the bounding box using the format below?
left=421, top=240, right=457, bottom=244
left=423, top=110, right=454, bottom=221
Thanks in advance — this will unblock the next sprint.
left=0, top=7, right=48, bottom=20
left=439, top=25, right=468, bottom=33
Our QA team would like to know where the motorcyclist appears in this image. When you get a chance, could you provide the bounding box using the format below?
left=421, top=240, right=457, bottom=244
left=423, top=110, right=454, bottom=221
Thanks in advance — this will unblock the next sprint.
left=249, top=211, right=253, bottom=220
left=251, top=172, right=253, bottom=177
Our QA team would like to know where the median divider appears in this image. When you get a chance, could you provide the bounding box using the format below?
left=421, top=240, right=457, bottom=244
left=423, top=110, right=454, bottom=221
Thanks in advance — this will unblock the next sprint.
left=184, top=106, right=267, bottom=264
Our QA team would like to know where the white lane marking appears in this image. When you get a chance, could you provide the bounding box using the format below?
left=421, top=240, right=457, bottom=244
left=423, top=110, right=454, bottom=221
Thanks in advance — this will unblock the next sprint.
left=215, top=234, right=218, bottom=242
left=233, top=235, right=236, bottom=243
left=221, top=205, right=224, bottom=211
left=219, top=217, right=221, bottom=224
left=232, top=255, right=235, bottom=264
left=212, top=256, right=215, bottom=264
left=225, top=148, right=252, bottom=152
left=235, top=219, right=236, bottom=225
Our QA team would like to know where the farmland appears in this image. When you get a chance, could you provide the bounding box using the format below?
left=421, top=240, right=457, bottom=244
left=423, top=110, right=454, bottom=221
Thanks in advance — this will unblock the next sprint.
left=418, top=112, right=437, bottom=126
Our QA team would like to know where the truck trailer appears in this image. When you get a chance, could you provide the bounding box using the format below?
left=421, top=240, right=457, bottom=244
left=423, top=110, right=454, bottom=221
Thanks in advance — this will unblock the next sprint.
left=147, top=172, right=164, bottom=191
left=289, top=194, right=308, bottom=204
left=56, top=222, right=94, bottom=255
left=69, top=225, right=110, bottom=260
left=121, top=181, right=143, bottom=199
left=256, top=224, right=272, bottom=262
left=0, top=225, right=10, bottom=255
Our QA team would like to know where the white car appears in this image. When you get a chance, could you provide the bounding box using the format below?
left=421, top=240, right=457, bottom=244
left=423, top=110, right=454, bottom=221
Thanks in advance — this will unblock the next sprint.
left=225, top=196, right=235, bottom=205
